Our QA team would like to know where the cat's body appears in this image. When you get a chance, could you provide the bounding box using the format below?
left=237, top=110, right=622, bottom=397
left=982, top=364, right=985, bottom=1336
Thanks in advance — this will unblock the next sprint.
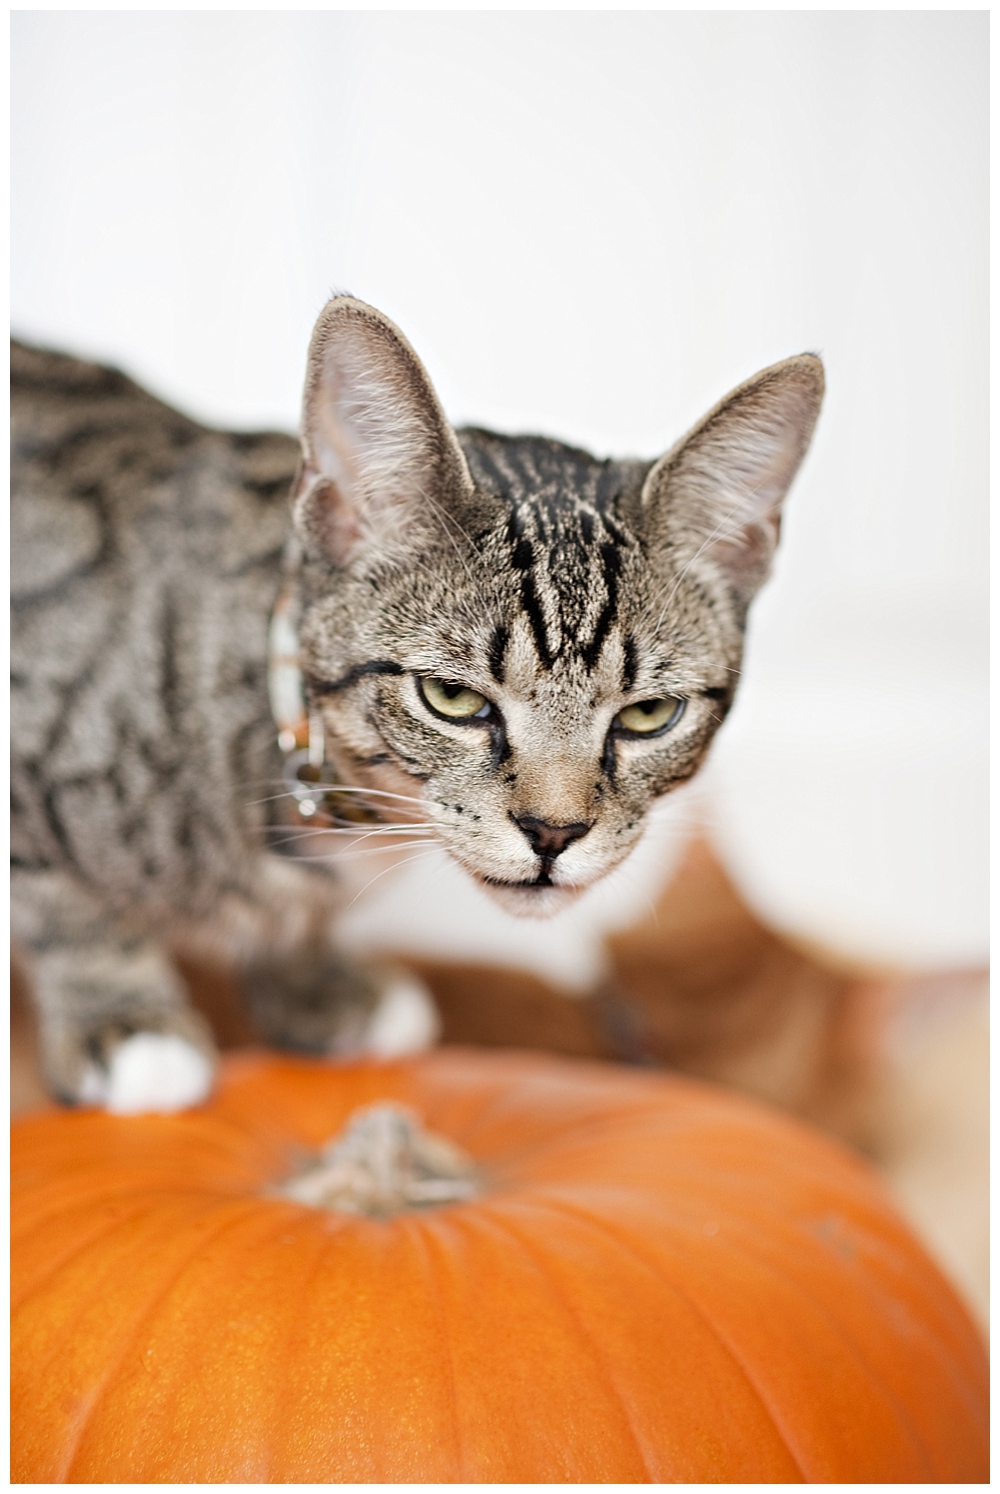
left=11, top=298, right=823, bottom=1111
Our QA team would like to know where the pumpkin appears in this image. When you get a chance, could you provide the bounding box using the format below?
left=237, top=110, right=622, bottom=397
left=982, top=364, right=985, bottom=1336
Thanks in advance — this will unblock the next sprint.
left=12, top=1048, right=987, bottom=1483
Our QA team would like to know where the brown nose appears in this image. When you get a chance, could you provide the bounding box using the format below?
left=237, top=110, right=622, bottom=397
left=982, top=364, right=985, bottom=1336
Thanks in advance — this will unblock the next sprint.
left=511, top=814, right=592, bottom=861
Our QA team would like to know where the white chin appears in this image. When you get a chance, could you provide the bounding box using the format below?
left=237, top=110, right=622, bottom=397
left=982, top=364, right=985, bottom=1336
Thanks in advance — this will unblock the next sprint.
left=477, top=880, right=585, bottom=918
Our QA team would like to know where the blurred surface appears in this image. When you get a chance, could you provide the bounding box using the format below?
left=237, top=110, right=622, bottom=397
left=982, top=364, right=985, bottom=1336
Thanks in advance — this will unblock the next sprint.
left=11, top=11, right=988, bottom=972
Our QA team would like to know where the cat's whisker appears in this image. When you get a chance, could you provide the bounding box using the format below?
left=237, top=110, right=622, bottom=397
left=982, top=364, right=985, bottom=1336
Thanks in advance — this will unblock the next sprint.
left=263, top=830, right=433, bottom=854
left=300, top=840, right=441, bottom=863
left=254, top=806, right=433, bottom=832
left=265, top=824, right=435, bottom=849
left=262, top=828, right=435, bottom=857
left=323, top=785, right=428, bottom=805
left=265, top=815, right=436, bottom=831
left=342, top=847, right=444, bottom=911
left=244, top=784, right=429, bottom=809
left=245, top=785, right=427, bottom=805
left=235, top=773, right=429, bottom=802
left=245, top=794, right=433, bottom=830
left=612, top=828, right=700, bottom=923
left=266, top=837, right=438, bottom=866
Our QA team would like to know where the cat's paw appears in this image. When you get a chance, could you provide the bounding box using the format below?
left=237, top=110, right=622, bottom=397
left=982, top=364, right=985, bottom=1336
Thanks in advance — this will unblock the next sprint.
left=45, top=1008, right=218, bottom=1114
left=80, top=1032, right=215, bottom=1115
left=357, top=969, right=441, bottom=1059
left=243, top=951, right=439, bottom=1058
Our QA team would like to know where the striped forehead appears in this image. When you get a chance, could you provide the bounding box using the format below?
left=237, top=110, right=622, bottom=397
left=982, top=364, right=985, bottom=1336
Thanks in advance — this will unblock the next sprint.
left=462, top=430, right=622, bottom=508
left=461, top=432, right=640, bottom=680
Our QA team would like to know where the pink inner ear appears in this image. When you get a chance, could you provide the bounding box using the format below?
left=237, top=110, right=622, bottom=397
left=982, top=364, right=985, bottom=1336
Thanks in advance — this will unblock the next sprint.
left=708, top=515, right=779, bottom=597
left=294, top=318, right=446, bottom=565
left=305, top=341, right=374, bottom=493
left=302, top=324, right=439, bottom=521
left=753, top=416, right=810, bottom=512
left=291, top=297, right=474, bottom=565
left=294, top=473, right=364, bottom=568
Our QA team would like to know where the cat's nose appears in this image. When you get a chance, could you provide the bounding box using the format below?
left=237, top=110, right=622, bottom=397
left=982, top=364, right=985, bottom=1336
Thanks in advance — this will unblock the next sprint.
left=511, top=814, right=592, bottom=861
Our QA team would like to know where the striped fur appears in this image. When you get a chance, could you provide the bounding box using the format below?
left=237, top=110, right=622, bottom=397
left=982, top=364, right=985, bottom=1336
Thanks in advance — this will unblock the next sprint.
left=10, top=300, right=823, bottom=1107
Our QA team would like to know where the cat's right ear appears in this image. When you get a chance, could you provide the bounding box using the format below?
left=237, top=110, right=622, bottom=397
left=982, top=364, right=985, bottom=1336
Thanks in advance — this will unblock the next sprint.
left=291, top=297, right=474, bottom=566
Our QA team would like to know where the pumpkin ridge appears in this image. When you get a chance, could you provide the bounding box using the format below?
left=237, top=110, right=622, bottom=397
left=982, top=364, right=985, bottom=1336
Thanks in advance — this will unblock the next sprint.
left=261, top=1177, right=464, bottom=1481
left=13, top=1202, right=227, bottom=1481
left=711, top=1192, right=991, bottom=1429
left=408, top=1050, right=678, bottom=1150
left=537, top=1191, right=941, bottom=1482
left=12, top=1172, right=260, bottom=1239
left=522, top=1192, right=818, bottom=1481
left=11, top=1193, right=255, bottom=1336
left=403, top=1216, right=467, bottom=1480
left=708, top=1226, right=939, bottom=1479
left=174, top=1195, right=348, bottom=1482
left=683, top=1203, right=975, bottom=1479
left=54, top=1198, right=277, bottom=1481
left=11, top=1194, right=216, bottom=1312
left=468, top=1203, right=658, bottom=1481
left=649, top=1161, right=990, bottom=1459
left=265, top=1213, right=354, bottom=1478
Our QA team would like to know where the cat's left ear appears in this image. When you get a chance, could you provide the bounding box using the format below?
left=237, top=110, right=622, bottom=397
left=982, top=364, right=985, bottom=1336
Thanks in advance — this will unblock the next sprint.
left=291, top=296, right=474, bottom=565
left=639, top=354, right=824, bottom=606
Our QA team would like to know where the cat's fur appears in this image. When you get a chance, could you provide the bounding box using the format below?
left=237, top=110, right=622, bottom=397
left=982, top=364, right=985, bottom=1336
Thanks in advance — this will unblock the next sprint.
left=11, top=296, right=823, bottom=1111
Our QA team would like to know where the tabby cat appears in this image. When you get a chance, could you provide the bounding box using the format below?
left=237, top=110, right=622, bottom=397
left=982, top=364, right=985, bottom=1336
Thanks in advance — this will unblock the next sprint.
left=11, top=297, right=823, bottom=1112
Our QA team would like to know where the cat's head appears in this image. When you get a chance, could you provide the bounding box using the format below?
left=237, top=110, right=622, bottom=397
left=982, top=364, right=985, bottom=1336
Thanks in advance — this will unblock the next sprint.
left=290, top=297, right=823, bottom=915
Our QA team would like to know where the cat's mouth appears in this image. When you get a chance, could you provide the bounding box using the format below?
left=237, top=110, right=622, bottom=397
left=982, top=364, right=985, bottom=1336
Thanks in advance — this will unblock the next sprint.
left=481, top=871, right=556, bottom=890
left=476, top=874, right=586, bottom=919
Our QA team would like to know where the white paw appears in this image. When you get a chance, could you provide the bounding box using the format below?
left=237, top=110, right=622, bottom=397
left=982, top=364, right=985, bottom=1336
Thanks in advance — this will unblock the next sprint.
left=97, top=1033, right=215, bottom=1115
left=360, top=973, right=440, bottom=1060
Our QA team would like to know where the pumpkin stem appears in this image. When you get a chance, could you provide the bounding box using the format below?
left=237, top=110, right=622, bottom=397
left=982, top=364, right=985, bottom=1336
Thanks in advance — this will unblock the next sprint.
left=275, top=1102, right=480, bottom=1216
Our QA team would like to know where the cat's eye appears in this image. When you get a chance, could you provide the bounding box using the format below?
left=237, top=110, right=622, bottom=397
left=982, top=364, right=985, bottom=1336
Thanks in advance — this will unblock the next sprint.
left=614, top=696, right=686, bottom=736
left=419, top=676, right=492, bottom=722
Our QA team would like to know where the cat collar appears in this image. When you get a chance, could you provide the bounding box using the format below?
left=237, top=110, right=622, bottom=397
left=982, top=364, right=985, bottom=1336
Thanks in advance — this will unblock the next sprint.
left=267, top=583, right=379, bottom=827
left=268, top=581, right=322, bottom=764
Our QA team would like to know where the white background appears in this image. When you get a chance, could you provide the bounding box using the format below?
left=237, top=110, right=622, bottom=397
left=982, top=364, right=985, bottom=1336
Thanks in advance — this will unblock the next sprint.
left=12, top=12, right=988, bottom=983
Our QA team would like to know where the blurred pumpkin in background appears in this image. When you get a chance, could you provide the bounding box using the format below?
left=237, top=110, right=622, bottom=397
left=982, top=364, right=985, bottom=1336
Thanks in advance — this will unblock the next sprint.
left=12, top=1048, right=988, bottom=1483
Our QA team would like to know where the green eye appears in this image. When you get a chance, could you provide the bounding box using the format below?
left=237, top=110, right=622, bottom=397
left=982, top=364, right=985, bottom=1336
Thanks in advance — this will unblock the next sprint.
left=615, top=696, right=685, bottom=735
left=419, top=677, right=492, bottom=722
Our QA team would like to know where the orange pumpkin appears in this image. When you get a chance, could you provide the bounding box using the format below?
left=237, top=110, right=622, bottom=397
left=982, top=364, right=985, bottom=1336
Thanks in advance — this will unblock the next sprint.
left=12, top=1048, right=987, bottom=1483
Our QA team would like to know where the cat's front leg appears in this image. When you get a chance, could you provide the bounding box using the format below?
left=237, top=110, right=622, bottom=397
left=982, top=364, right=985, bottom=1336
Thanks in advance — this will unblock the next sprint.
left=242, top=943, right=438, bottom=1060
left=14, top=872, right=216, bottom=1112
left=31, top=941, right=216, bottom=1113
